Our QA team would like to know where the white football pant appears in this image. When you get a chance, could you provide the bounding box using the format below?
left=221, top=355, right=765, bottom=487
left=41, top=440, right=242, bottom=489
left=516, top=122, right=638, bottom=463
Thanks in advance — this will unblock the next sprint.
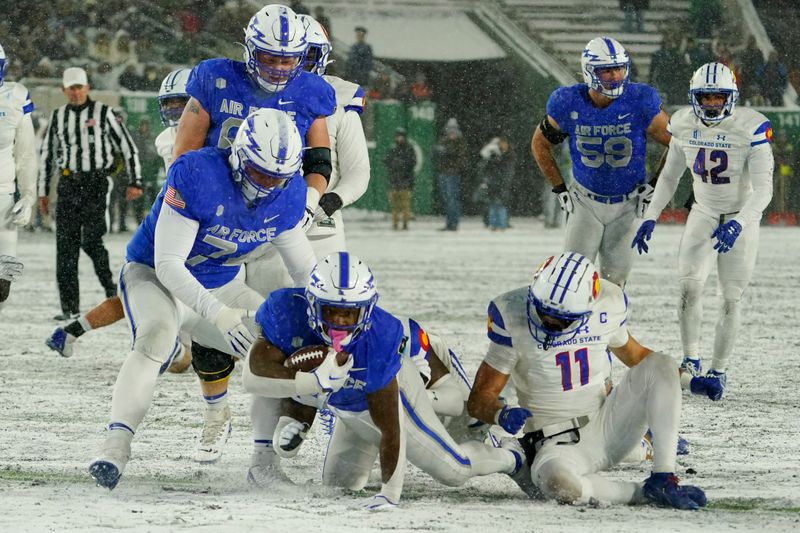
left=564, top=184, right=639, bottom=286
left=678, top=209, right=759, bottom=372
left=531, top=352, right=681, bottom=505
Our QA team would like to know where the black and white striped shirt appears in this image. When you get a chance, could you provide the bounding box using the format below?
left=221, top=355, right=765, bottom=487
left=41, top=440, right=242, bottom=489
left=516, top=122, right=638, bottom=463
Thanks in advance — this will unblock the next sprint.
left=38, top=98, right=142, bottom=196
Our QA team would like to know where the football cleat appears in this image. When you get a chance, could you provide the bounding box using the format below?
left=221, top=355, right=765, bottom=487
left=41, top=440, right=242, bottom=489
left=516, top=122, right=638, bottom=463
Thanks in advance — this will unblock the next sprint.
left=247, top=450, right=292, bottom=487
left=46, top=327, right=76, bottom=358
left=642, top=472, right=707, bottom=510
left=677, top=435, right=690, bottom=456
left=500, top=438, right=543, bottom=499
left=194, top=405, right=232, bottom=463
left=690, top=369, right=726, bottom=401
left=89, top=431, right=132, bottom=490
left=680, top=356, right=702, bottom=377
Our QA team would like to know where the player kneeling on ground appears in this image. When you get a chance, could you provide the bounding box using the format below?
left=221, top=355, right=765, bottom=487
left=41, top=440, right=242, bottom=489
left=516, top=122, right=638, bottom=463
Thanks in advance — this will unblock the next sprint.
left=467, top=252, right=706, bottom=510
left=243, top=252, right=531, bottom=509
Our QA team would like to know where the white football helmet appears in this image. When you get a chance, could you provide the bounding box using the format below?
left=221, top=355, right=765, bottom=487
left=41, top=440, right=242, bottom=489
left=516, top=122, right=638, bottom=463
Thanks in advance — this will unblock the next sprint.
left=0, top=43, right=7, bottom=86
left=527, top=252, right=600, bottom=347
left=305, top=252, right=379, bottom=350
left=243, top=4, right=308, bottom=92
left=228, top=108, right=303, bottom=204
left=689, top=62, right=739, bottom=123
left=581, top=37, right=630, bottom=99
left=157, top=68, right=191, bottom=127
left=297, top=14, right=332, bottom=75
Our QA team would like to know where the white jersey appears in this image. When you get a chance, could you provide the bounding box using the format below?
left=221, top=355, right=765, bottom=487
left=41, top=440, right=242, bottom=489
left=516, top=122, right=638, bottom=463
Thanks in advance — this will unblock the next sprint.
left=483, top=280, right=629, bottom=431
left=647, top=106, right=774, bottom=227
left=0, top=82, right=37, bottom=198
left=154, top=126, right=177, bottom=171
left=320, top=74, right=369, bottom=208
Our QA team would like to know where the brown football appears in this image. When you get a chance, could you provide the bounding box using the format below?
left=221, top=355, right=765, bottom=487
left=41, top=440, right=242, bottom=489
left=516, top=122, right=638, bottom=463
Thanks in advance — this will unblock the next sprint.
left=284, top=345, right=349, bottom=372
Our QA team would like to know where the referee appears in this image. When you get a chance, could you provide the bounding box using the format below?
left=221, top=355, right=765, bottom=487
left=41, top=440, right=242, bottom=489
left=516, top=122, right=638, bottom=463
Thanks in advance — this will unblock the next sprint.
left=38, top=67, right=142, bottom=320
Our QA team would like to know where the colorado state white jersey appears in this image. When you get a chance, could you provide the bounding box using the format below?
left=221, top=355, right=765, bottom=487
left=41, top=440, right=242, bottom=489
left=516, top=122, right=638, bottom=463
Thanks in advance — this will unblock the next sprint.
left=667, top=106, right=773, bottom=217
left=484, top=279, right=629, bottom=431
left=154, top=126, right=177, bottom=171
left=0, top=81, right=35, bottom=195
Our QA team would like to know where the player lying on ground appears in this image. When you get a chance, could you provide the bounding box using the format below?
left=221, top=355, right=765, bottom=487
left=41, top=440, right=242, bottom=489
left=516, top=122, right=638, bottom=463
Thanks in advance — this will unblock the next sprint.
left=243, top=252, right=534, bottom=509
left=632, top=62, right=774, bottom=401
left=88, top=108, right=316, bottom=490
left=467, top=251, right=706, bottom=509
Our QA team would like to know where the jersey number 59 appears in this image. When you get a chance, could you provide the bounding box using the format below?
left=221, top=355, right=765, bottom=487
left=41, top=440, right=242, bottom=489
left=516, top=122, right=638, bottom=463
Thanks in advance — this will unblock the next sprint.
left=575, top=135, right=632, bottom=168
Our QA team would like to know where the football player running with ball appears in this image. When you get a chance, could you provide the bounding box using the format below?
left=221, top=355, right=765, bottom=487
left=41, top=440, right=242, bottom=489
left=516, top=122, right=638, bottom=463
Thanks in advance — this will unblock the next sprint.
left=531, top=37, right=671, bottom=286
left=632, top=63, right=774, bottom=401
left=468, top=252, right=706, bottom=509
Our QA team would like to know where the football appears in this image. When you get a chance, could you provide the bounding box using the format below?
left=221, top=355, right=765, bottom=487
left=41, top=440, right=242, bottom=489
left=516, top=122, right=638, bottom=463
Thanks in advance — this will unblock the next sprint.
left=284, top=345, right=349, bottom=372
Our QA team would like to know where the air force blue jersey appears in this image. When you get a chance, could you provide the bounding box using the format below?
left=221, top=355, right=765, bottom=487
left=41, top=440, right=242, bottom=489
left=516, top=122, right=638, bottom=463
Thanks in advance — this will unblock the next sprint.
left=126, top=148, right=305, bottom=289
left=187, top=59, right=336, bottom=149
left=547, top=82, right=662, bottom=196
left=256, top=288, right=405, bottom=413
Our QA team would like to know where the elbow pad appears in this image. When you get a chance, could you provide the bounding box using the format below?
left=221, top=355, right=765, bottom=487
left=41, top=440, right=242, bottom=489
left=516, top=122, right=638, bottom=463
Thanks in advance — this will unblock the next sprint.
left=303, top=147, right=333, bottom=183
left=539, top=116, right=568, bottom=145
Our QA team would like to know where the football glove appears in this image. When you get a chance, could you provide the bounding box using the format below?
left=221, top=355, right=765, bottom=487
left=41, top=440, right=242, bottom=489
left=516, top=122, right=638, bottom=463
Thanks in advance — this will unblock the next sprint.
left=213, top=306, right=255, bottom=358
left=631, top=220, right=656, bottom=254
left=0, top=255, right=24, bottom=282
left=495, top=405, right=532, bottom=435
left=552, top=183, right=573, bottom=213
left=11, top=197, right=33, bottom=226
left=317, top=192, right=343, bottom=218
left=711, top=220, right=742, bottom=254
left=635, top=183, right=654, bottom=219
left=311, top=349, right=353, bottom=393
left=273, top=416, right=310, bottom=459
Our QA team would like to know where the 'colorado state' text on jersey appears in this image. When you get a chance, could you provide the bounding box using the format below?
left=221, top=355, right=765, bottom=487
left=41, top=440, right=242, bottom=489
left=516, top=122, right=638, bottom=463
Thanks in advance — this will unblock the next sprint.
left=256, top=288, right=405, bottom=412
left=667, top=106, right=772, bottom=216
left=484, top=279, right=629, bottom=431
left=187, top=59, right=336, bottom=149
left=0, top=81, right=34, bottom=194
left=126, top=147, right=304, bottom=288
left=547, top=83, right=661, bottom=195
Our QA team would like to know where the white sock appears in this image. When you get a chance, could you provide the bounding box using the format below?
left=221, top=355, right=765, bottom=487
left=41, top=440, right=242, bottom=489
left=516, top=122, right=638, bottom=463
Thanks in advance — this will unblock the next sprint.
left=712, top=298, right=741, bottom=373
left=78, top=315, right=93, bottom=333
left=203, top=390, right=228, bottom=411
left=251, top=395, right=282, bottom=454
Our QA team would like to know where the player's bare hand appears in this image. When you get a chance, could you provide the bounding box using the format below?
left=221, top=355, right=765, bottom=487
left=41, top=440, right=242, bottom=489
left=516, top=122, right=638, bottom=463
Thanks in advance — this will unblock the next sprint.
left=38, top=196, right=49, bottom=216
left=126, top=186, right=144, bottom=201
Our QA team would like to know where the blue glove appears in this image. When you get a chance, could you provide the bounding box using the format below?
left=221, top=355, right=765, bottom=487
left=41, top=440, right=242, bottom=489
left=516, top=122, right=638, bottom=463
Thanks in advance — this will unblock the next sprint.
left=495, top=405, right=532, bottom=435
left=711, top=220, right=742, bottom=254
left=631, top=220, right=656, bottom=254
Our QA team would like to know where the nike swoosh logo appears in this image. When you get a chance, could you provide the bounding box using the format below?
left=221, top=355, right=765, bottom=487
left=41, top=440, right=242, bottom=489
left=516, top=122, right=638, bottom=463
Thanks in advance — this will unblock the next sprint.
left=349, top=367, right=367, bottom=372
left=618, top=113, right=631, bottom=120
left=278, top=99, right=293, bottom=105
left=263, top=214, right=279, bottom=224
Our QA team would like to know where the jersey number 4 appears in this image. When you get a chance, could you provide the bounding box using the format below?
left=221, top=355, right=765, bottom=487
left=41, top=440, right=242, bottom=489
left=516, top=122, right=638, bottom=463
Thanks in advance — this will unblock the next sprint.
left=692, top=148, right=730, bottom=184
left=555, top=348, right=589, bottom=391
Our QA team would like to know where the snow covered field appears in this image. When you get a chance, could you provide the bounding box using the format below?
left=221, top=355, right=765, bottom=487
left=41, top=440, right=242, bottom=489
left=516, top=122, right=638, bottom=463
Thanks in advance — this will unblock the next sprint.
left=1, top=212, right=799, bottom=532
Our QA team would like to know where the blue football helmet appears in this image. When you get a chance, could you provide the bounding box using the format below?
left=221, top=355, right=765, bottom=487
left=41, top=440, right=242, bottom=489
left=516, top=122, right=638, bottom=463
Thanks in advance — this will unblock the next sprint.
left=305, top=252, right=379, bottom=350
left=689, top=62, right=739, bottom=123
left=0, top=43, right=8, bottom=86
left=243, top=4, right=308, bottom=92
left=157, top=68, right=190, bottom=127
left=297, top=15, right=332, bottom=75
left=527, top=252, right=599, bottom=346
left=228, top=108, right=303, bottom=204
left=581, top=37, right=630, bottom=99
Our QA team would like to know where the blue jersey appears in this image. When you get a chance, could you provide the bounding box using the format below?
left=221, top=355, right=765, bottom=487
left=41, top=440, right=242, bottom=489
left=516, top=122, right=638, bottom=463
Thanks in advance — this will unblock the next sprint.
left=547, top=82, right=662, bottom=195
left=187, top=58, right=336, bottom=149
left=256, top=288, right=405, bottom=413
left=126, top=148, right=305, bottom=289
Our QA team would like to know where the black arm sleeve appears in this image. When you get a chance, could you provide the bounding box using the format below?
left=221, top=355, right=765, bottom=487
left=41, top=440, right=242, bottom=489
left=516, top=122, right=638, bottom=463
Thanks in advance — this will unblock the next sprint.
left=303, top=147, right=333, bottom=183
left=539, top=116, right=568, bottom=145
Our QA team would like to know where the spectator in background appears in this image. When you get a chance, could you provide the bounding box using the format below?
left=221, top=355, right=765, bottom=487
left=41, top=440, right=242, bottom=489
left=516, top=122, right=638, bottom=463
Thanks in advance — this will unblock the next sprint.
left=314, top=6, right=332, bottom=40
left=650, top=33, right=690, bottom=105
left=119, top=64, right=146, bottom=91
left=433, top=118, right=468, bottom=232
left=410, top=71, right=431, bottom=101
left=689, top=0, right=723, bottom=39
left=109, top=30, right=137, bottom=67
left=757, top=51, right=788, bottom=106
left=716, top=47, right=742, bottom=90
left=620, top=0, right=648, bottom=33
left=129, top=118, right=160, bottom=225
left=290, top=1, right=310, bottom=15
left=207, top=0, right=252, bottom=44
left=89, top=30, right=113, bottom=64
left=346, top=26, right=373, bottom=88
left=93, top=62, right=118, bottom=91
left=369, top=70, right=393, bottom=100
left=384, top=128, right=416, bottom=230
left=685, top=37, right=714, bottom=70
left=737, top=36, right=763, bottom=102
left=478, top=135, right=515, bottom=231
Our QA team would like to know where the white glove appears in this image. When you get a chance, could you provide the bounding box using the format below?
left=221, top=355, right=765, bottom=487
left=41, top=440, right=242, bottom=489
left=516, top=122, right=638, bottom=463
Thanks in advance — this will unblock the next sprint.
left=310, top=348, right=353, bottom=393
left=362, top=494, right=398, bottom=511
left=300, top=204, right=315, bottom=232
left=11, top=197, right=33, bottom=226
left=636, top=183, right=654, bottom=219
left=273, top=415, right=310, bottom=459
left=213, top=306, right=255, bottom=358
left=0, top=255, right=24, bottom=282
left=552, top=184, right=573, bottom=213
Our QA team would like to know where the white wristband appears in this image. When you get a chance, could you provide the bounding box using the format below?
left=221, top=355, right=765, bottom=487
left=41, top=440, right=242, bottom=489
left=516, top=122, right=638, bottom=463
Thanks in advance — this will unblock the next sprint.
left=306, top=187, right=321, bottom=211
